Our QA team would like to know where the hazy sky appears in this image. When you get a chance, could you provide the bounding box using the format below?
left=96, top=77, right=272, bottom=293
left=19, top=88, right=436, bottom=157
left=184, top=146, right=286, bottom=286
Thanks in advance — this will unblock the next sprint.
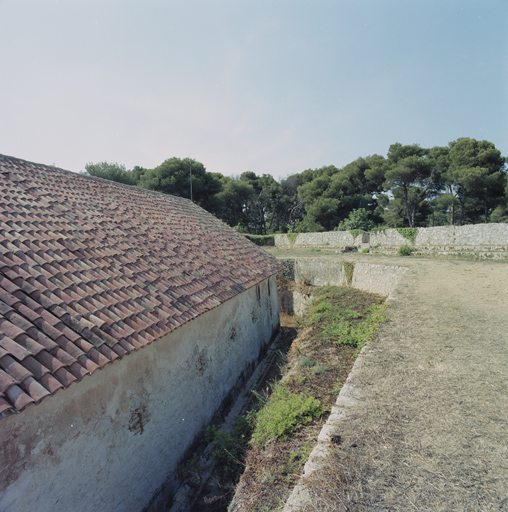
left=1, top=0, right=507, bottom=179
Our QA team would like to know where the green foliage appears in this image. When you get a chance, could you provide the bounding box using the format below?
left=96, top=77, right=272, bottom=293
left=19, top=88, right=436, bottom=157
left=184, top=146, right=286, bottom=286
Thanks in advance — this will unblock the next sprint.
left=82, top=137, right=506, bottom=232
left=84, top=161, right=139, bottom=185
left=445, top=138, right=507, bottom=225
left=396, top=227, right=418, bottom=243
left=398, top=244, right=413, bottom=256
left=276, top=443, right=313, bottom=480
left=323, top=304, right=388, bottom=353
left=383, top=143, right=436, bottom=228
left=251, top=385, right=325, bottom=446
left=336, top=208, right=376, bottom=232
left=310, top=364, right=328, bottom=375
left=332, top=384, right=342, bottom=396
left=490, top=205, right=508, bottom=223
left=343, top=261, right=355, bottom=285
left=286, top=233, right=298, bottom=245
left=203, top=415, right=252, bottom=483
left=304, top=286, right=388, bottom=354
left=298, top=356, right=313, bottom=367
left=243, top=234, right=275, bottom=246
left=362, top=247, right=370, bottom=254
left=305, top=300, right=361, bottom=328
left=234, top=224, right=249, bottom=234
left=139, top=157, right=221, bottom=212
left=349, top=229, right=364, bottom=240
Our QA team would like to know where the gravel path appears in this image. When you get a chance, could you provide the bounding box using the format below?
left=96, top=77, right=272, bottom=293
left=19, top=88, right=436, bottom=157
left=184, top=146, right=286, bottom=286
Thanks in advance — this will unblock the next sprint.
left=284, top=256, right=508, bottom=512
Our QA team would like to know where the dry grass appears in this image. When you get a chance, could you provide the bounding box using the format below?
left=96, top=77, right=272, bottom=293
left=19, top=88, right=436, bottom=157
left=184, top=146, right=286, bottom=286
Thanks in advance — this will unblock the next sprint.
left=284, top=257, right=508, bottom=512
left=230, top=288, right=385, bottom=512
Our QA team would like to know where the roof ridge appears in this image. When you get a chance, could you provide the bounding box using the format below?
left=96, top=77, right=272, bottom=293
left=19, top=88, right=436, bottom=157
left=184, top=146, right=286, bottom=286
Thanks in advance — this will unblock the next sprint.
left=0, top=153, right=193, bottom=204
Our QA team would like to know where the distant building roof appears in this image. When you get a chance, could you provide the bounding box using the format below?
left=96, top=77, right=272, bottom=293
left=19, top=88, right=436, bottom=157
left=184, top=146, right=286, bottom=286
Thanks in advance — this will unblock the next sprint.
left=0, top=154, right=281, bottom=419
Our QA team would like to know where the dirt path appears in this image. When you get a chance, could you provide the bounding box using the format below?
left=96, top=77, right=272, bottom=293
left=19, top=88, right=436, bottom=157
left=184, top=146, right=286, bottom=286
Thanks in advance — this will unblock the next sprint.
left=283, top=255, right=508, bottom=511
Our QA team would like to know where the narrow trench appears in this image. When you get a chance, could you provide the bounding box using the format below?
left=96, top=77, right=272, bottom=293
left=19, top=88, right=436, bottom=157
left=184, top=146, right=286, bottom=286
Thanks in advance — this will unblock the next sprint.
left=172, top=277, right=383, bottom=512
left=187, top=318, right=299, bottom=512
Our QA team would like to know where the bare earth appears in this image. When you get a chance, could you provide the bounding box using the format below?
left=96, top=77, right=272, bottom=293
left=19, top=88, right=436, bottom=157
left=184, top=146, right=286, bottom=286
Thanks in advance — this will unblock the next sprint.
left=281, top=254, right=508, bottom=512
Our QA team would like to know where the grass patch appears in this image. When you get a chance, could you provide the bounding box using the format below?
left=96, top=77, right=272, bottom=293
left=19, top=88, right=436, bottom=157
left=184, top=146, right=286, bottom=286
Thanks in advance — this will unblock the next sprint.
left=298, top=356, right=314, bottom=367
left=321, top=304, right=387, bottom=349
left=310, top=364, right=329, bottom=375
left=187, top=286, right=388, bottom=511
left=343, top=261, right=355, bottom=285
left=203, top=416, right=252, bottom=484
left=251, top=385, right=325, bottom=446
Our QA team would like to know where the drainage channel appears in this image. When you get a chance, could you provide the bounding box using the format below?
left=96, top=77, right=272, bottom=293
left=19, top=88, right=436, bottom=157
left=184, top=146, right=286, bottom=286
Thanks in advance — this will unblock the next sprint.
left=168, top=322, right=298, bottom=512
left=170, top=257, right=402, bottom=512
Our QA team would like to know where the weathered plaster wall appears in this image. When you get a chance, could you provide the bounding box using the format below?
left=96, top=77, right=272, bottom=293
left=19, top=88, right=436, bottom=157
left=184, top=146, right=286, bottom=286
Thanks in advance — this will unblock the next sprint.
left=275, top=224, right=508, bottom=258
left=0, top=276, right=279, bottom=512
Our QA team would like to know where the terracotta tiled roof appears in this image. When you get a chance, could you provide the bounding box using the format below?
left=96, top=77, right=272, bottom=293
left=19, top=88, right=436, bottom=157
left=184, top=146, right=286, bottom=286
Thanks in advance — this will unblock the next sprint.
left=0, top=154, right=282, bottom=419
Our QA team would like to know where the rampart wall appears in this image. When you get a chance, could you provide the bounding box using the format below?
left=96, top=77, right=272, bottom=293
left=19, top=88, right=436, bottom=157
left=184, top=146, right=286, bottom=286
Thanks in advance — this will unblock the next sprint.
left=278, top=258, right=407, bottom=315
left=274, top=224, right=508, bottom=258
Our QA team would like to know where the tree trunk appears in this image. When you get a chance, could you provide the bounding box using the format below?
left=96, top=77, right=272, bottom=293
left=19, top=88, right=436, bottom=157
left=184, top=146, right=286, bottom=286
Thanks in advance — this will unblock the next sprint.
left=447, top=185, right=455, bottom=225
left=403, top=187, right=414, bottom=228
left=458, top=191, right=466, bottom=226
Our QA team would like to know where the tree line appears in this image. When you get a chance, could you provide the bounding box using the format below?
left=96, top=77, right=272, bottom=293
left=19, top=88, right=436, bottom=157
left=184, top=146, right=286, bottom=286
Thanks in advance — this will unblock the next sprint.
left=84, top=137, right=508, bottom=234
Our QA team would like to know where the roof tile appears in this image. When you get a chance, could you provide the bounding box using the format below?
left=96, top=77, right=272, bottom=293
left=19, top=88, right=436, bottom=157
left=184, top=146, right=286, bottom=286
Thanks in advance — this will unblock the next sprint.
left=0, top=154, right=282, bottom=419
left=21, top=376, right=51, bottom=402
left=5, top=384, right=34, bottom=411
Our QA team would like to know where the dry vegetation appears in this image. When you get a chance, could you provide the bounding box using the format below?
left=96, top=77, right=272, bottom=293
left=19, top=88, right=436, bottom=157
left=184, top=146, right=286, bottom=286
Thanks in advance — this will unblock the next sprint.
left=283, top=256, right=508, bottom=512
left=228, top=287, right=386, bottom=512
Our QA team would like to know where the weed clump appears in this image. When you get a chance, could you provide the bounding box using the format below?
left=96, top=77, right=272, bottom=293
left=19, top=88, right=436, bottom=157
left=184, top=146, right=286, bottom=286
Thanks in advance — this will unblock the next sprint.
left=399, top=244, right=413, bottom=256
left=251, top=385, right=325, bottom=446
left=396, top=227, right=418, bottom=244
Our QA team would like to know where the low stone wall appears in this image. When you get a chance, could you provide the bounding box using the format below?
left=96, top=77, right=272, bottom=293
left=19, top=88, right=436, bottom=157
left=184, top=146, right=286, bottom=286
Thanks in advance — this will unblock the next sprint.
left=278, top=259, right=407, bottom=315
left=275, top=224, right=508, bottom=258
left=275, top=231, right=362, bottom=249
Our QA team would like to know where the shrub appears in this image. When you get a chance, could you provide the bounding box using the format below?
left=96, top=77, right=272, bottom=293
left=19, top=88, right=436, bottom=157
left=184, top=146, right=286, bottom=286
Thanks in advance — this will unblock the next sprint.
left=398, top=244, right=413, bottom=256
left=243, top=234, right=275, bottom=246
left=335, top=208, right=375, bottom=232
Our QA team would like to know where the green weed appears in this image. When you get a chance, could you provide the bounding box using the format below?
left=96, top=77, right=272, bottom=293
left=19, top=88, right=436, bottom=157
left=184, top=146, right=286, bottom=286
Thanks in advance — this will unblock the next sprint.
left=298, top=356, right=314, bottom=367
left=332, top=384, right=342, bottom=396
left=396, top=227, right=418, bottom=244
left=251, top=385, right=325, bottom=446
left=398, top=244, right=413, bottom=256
left=203, top=415, right=252, bottom=483
left=310, top=364, right=329, bottom=375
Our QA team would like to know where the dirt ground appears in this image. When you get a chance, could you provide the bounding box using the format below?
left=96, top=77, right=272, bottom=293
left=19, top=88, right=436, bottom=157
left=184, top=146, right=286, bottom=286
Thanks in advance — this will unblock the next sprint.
left=278, top=253, right=508, bottom=511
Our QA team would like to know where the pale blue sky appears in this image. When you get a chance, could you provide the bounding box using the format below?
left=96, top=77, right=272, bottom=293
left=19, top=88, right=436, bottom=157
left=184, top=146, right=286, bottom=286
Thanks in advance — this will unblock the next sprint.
left=1, top=0, right=507, bottom=179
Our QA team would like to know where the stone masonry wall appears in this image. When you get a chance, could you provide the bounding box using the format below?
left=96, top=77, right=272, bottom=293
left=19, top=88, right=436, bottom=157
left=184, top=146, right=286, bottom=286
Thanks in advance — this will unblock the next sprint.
left=278, top=258, right=407, bottom=316
left=275, top=224, right=508, bottom=259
